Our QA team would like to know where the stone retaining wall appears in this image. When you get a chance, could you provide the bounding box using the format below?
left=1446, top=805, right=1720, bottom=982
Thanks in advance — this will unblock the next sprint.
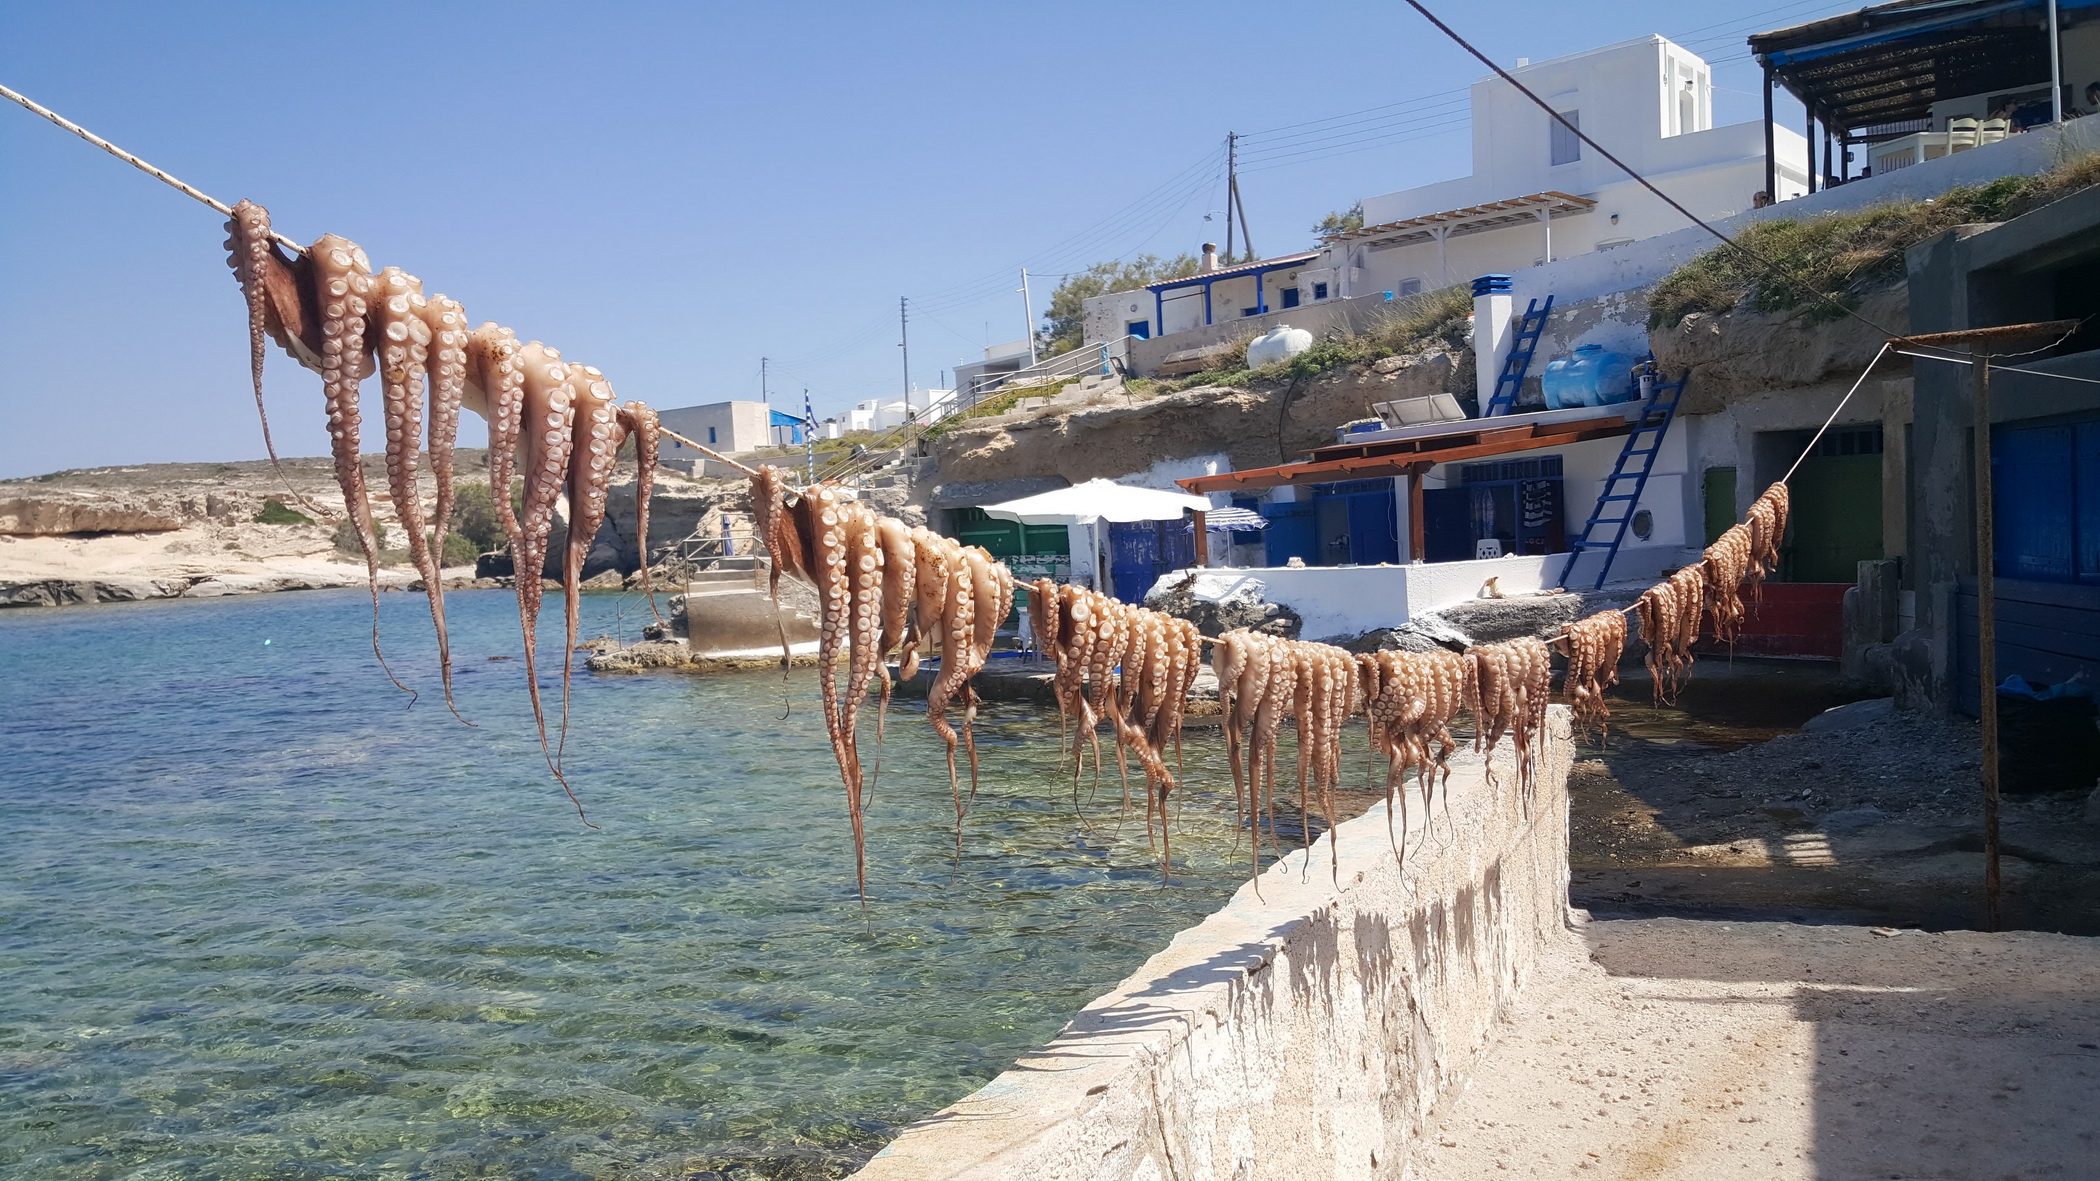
left=853, top=707, right=1576, bottom=1180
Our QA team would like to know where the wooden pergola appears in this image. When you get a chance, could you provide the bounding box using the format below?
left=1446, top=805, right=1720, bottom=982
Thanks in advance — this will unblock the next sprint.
left=1177, top=411, right=1634, bottom=558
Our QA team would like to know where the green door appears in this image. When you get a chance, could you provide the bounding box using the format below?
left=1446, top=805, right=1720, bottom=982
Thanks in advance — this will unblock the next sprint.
left=1783, top=446, right=1882, bottom=582
left=1702, top=466, right=1737, bottom=545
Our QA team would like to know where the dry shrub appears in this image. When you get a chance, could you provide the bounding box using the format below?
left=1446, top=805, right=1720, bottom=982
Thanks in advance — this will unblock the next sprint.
left=1649, top=152, right=2100, bottom=329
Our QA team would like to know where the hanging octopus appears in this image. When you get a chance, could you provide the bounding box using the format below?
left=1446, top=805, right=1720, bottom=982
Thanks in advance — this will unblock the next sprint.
left=1701, top=523, right=1754, bottom=645
left=1359, top=647, right=1476, bottom=861
left=1212, top=631, right=1356, bottom=880
left=1554, top=609, right=1627, bottom=745
left=224, top=202, right=660, bottom=823
left=1635, top=564, right=1707, bottom=705
left=1472, top=636, right=1552, bottom=804
left=1745, top=481, right=1791, bottom=600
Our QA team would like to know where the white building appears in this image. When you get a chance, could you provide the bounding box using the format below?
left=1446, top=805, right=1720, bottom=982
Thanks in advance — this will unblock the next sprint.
left=657, top=400, right=773, bottom=458
left=1304, top=36, right=1808, bottom=300
left=954, top=340, right=1043, bottom=399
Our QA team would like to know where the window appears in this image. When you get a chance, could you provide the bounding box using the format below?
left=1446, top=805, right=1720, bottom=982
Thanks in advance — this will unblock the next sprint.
left=708, top=426, right=717, bottom=445
left=1281, top=288, right=1301, bottom=309
left=1126, top=320, right=1150, bottom=340
left=1550, top=109, right=1580, bottom=166
left=1313, top=282, right=1329, bottom=300
left=1397, top=278, right=1424, bottom=296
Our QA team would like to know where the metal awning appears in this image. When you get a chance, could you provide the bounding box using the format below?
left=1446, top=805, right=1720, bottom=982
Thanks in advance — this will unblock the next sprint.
left=1321, top=192, right=1597, bottom=251
left=1750, top=0, right=2100, bottom=131
left=1176, top=413, right=1633, bottom=494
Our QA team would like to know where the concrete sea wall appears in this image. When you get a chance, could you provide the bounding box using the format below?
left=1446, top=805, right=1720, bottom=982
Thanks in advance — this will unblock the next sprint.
left=853, top=708, right=1576, bottom=1180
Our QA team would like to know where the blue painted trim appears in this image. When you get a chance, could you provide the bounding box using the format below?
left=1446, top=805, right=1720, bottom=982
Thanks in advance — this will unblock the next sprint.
left=1155, top=289, right=1164, bottom=338
left=1471, top=273, right=1513, bottom=297
left=1203, top=279, right=1213, bottom=326
left=1759, top=0, right=2100, bottom=65
left=1255, top=271, right=1265, bottom=316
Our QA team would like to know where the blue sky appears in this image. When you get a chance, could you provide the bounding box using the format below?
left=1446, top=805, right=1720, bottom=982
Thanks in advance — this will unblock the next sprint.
left=0, top=0, right=1845, bottom=478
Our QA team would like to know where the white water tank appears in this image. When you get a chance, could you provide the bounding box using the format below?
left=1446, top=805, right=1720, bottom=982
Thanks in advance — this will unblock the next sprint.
left=1246, top=323, right=1314, bottom=369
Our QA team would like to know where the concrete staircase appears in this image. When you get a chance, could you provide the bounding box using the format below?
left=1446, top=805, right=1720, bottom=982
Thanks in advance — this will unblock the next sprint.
left=682, top=556, right=819, bottom=656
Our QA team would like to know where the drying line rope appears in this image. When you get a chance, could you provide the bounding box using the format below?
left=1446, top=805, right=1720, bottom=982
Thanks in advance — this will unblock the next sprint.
left=0, top=82, right=303, bottom=254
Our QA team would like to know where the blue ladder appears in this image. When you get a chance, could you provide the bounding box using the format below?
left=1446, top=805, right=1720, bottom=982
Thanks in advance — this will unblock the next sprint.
left=1483, top=290, right=1553, bottom=417
left=1556, top=364, right=1687, bottom=590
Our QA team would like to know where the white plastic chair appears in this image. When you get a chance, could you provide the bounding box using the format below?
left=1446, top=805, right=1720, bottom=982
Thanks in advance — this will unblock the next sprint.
left=1980, top=118, right=2010, bottom=145
left=1475, top=538, right=1504, bottom=560
left=1948, top=117, right=1980, bottom=153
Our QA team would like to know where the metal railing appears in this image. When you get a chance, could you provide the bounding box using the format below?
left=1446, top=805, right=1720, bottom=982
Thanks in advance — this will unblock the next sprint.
left=674, top=530, right=766, bottom=563
left=807, top=336, right=1135, bottom=488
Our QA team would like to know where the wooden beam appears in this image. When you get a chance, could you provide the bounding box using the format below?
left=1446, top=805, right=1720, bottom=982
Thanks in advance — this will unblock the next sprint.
left=1179, top=421, right=1634, bottom=494
left=1895, top=320, right=2081, bottom=349
left=1408, top=465, right=1426, bottom=562
left=1192, top=509, right=1207, bottom=566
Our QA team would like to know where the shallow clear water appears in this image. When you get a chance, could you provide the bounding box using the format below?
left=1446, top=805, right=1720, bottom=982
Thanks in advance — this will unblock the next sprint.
left=0, top=590, right=1250, bottom=1180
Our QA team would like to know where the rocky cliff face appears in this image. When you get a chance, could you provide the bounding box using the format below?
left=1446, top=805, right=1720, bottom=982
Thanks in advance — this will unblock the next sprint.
left=0, top=491, right=193, bottom=535
left=1651, top=285, right=1908, bottom=416
left=932, top=349, right=1466, bottom=488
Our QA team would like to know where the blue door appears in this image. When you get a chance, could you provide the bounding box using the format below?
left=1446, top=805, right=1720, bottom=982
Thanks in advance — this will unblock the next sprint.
left=1126, top=320, right=1151, bottom=340
left=1346, top=491, right=1400, bottom=564
left=1262, top=501, right=1317, bottom=566
left=1422, top=488, right=1473, bottom=562
left=1107, top=520, right=1197, bottom=602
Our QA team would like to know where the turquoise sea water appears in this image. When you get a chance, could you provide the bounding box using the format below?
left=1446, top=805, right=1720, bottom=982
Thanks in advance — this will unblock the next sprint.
left=0, top=590, right=1250, bottom=1180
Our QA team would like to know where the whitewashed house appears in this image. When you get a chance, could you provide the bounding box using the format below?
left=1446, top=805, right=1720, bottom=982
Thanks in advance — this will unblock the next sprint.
left=1304, top=36, right=1809, bottom=301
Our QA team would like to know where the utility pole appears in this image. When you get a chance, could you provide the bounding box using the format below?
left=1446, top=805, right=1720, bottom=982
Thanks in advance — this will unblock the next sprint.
left=1226, top=131, right=1254, bottom=262
left=1020, top=268, right=1038, bottom=366
left=899, top=296, right=911, bottom=406
left=761, top=356, right=769, bottom=406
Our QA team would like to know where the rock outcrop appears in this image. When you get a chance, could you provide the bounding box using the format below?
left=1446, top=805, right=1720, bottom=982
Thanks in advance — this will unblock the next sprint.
left=1651, top=285, right=1908, bottom=415
left=934, top=349, right=1466, bottom=488
left=0, top=492, right=192, bottom=535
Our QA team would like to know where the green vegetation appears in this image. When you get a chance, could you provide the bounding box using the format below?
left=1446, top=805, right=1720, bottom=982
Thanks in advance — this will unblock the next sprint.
left=440, top=530, right=479, bottom=568
left=252, top=498, right=313, bottom=526
left=1040, top=254, right=1200, bottom=356
left=450, top=481, right=514, bottom=554
left=1311, top=202, right=1365, bottom=237
left=1157, top=284, right=1473, bottom=392
left=1649, top=153, right=2100, bottom=329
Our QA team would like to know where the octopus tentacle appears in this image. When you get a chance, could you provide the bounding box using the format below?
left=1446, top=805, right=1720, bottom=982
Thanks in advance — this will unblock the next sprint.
left=616, top=401, right=664, bottom=622
left=960, top=546, right=1006, bottom=800
left=870, top=518, right=917, bottom=749
left=225, top=200, right=322, bottom=515
left=309, top=234, right=413, bottom=699
left=796, top=487, right=854, bottom=828
left=513, top=342, right=578, bottom=808
left=373, top=268, right=464, bottom=722
left=467, top=324, right=527, bottom=555
left=558, top=364, right=625, bottom=772
left=926, top=540, right=977, bottom=825
left=419, top=295, right=470, bottom=565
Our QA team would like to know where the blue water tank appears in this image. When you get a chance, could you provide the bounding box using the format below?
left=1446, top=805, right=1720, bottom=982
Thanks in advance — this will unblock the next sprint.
left=1541, top=345, right=1636, bottom=410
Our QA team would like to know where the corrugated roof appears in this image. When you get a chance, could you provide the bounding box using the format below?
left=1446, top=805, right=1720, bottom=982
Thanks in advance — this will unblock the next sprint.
left=1749, top=0, right=2100, bottom=130
left=1321, top=192, right=1597, bottom=249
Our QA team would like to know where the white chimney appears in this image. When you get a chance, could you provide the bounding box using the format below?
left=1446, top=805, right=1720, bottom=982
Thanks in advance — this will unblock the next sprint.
left=1472, top=274, right=1515, bottom=413
left=1200, top=242, right=1220, bottom=273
